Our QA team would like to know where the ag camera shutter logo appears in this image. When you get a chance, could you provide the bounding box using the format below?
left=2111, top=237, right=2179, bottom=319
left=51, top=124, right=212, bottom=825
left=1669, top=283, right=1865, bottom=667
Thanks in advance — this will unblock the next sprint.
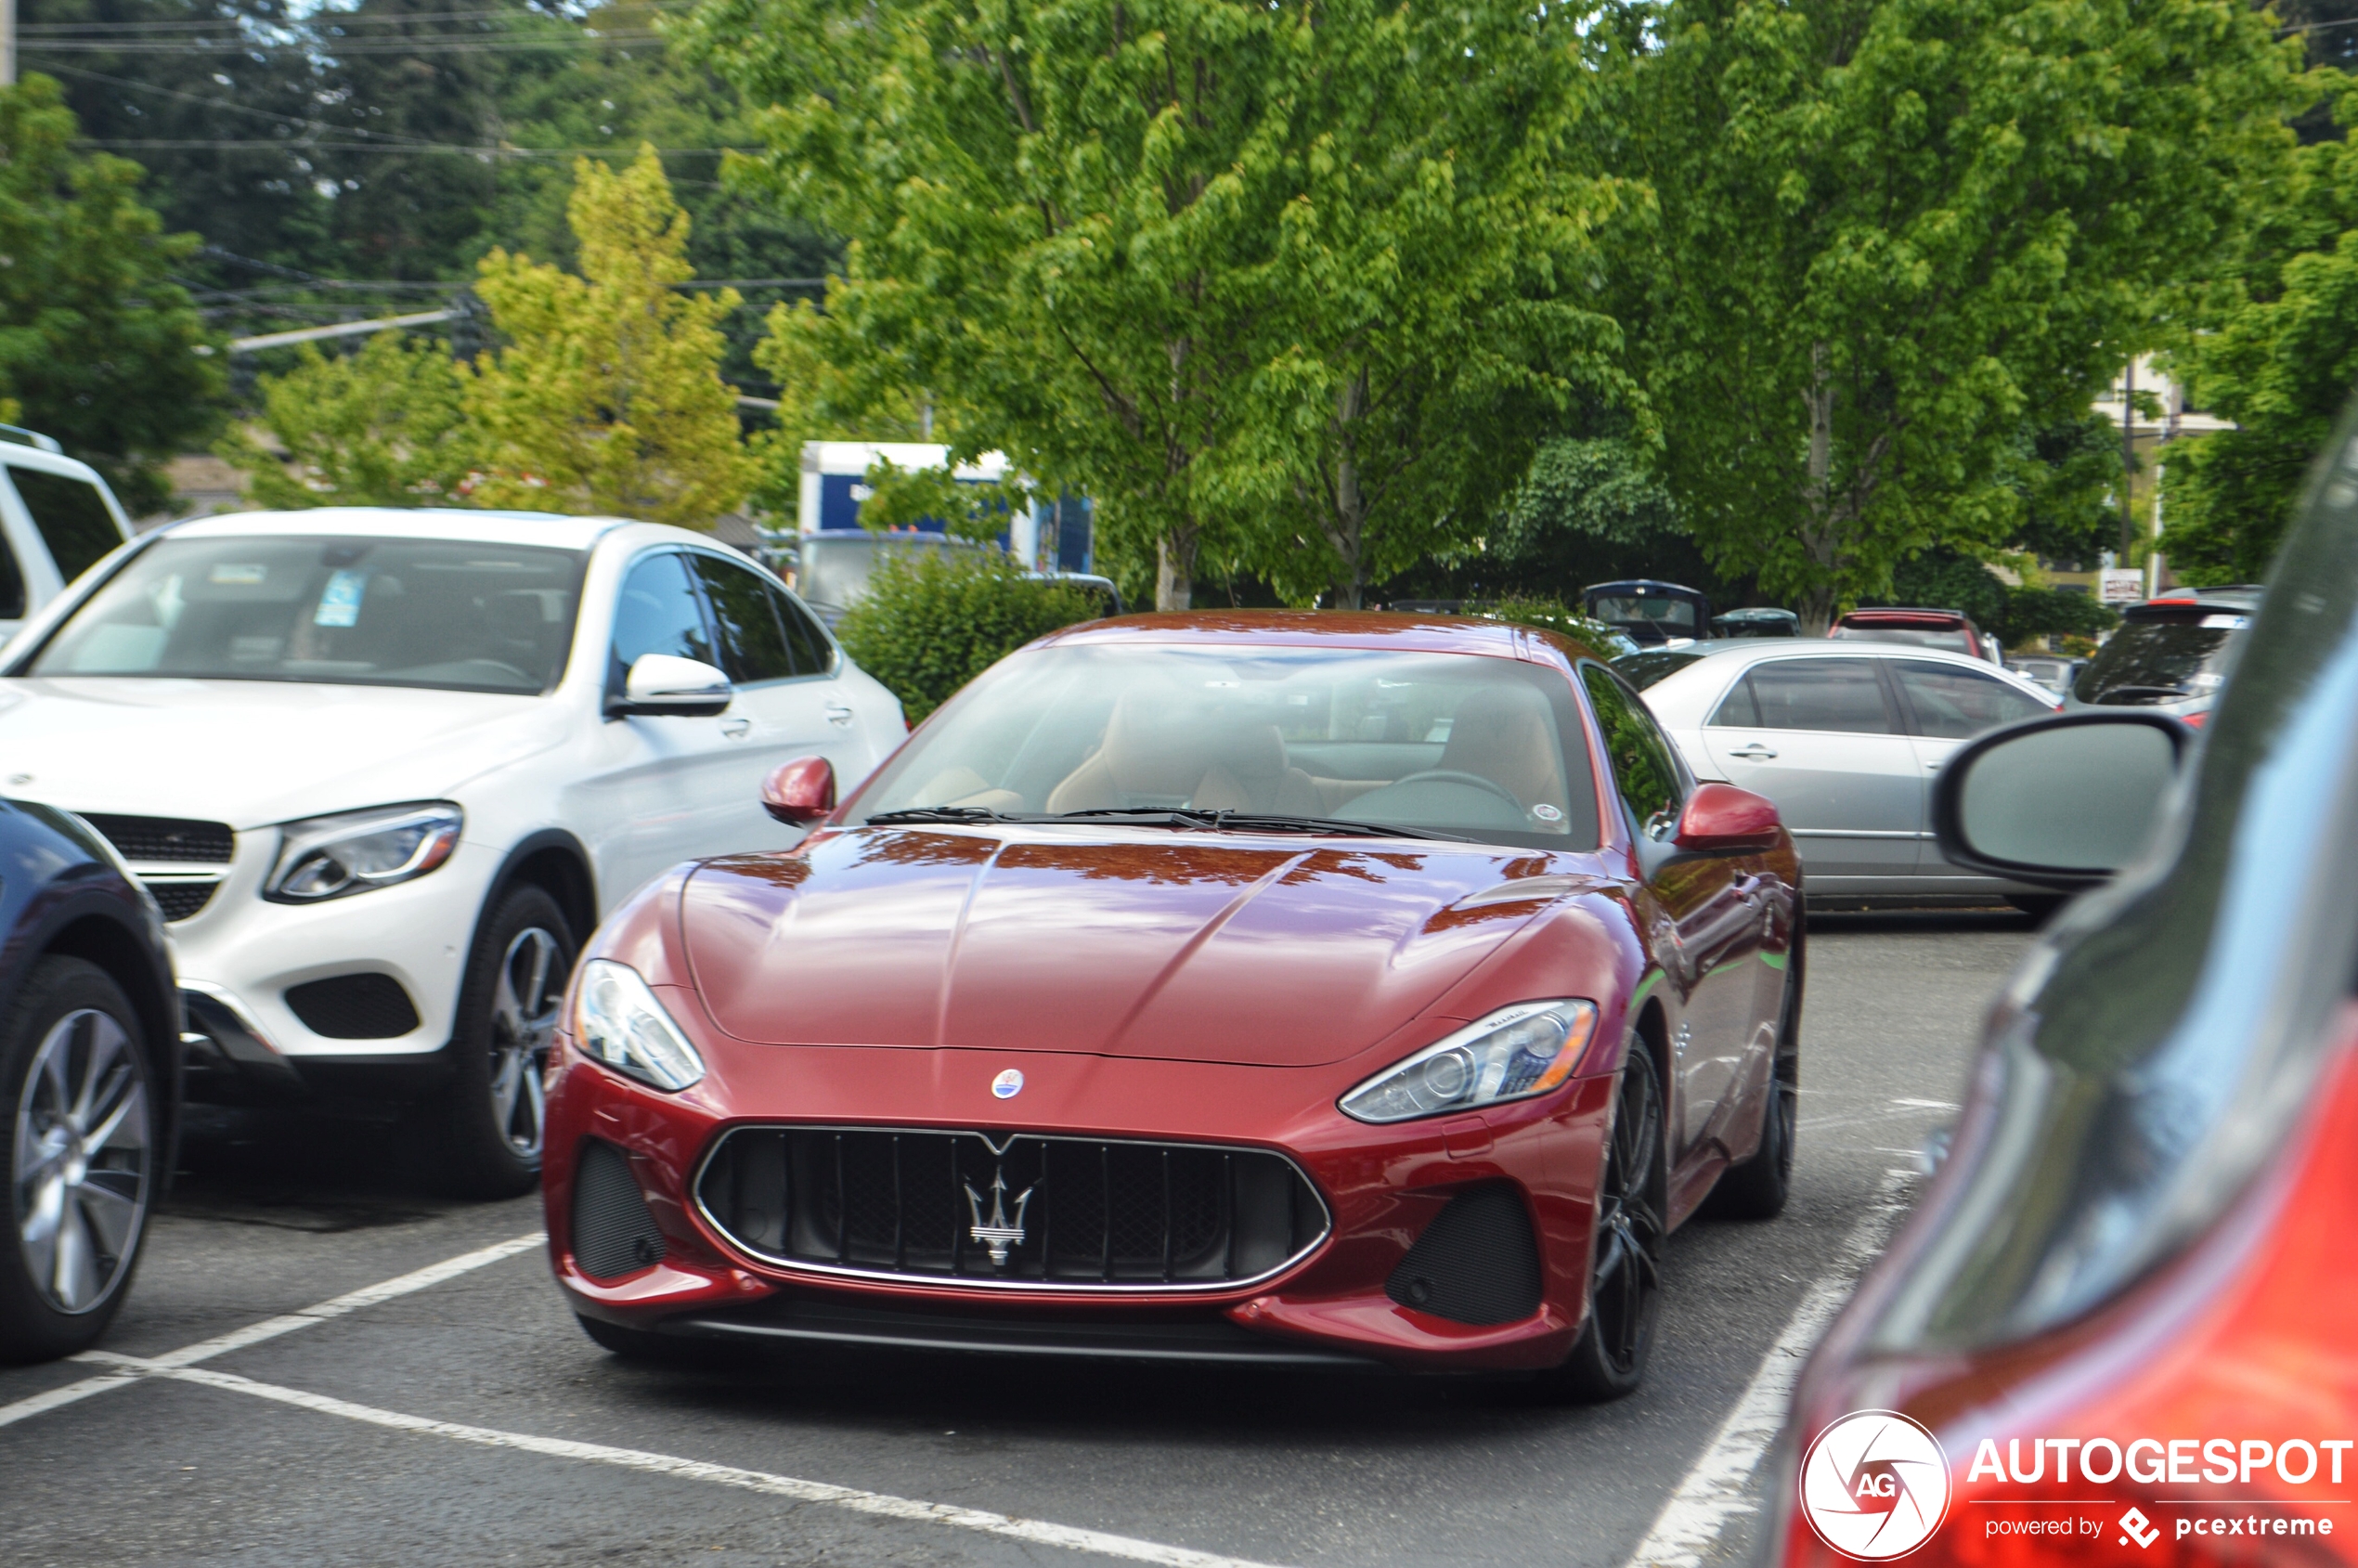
left=1799, top=1410, right=1953, bottom=1560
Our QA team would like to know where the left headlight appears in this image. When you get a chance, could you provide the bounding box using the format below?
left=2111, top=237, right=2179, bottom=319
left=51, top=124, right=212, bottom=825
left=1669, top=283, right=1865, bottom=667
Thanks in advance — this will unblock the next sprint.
left=571, top=959, right=706, bottom=1091
left=1340, top=999, right=1600, bottom=1124
left=265, top=802, right=464, bottom=903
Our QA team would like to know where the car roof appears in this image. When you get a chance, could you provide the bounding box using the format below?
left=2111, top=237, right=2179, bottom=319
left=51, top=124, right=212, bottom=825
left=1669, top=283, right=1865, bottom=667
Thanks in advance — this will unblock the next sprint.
left=154, top=507, right=644, bottom=551
left=1037, top=609, right=1559, bottom=661
left=1835, top=606, right=1973, bottom=627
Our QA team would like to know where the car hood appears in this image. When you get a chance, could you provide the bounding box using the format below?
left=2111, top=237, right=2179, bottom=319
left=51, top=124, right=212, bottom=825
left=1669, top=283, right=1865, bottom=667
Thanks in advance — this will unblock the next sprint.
left=0, top=677, right=564, bottom=828
left=679, top=827, right=1604, bottom=1068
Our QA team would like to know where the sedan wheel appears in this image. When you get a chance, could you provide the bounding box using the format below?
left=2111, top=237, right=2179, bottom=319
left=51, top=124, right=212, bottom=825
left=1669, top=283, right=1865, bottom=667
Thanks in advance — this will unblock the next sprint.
left=3, top=957, right=154, bottom=1362
left=1543, top=1043, right=1665, bottom=1401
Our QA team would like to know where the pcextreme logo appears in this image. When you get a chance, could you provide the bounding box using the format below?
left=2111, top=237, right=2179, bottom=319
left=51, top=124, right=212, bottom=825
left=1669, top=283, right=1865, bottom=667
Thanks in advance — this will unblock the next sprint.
left=1800, top=1410, right=1954, bottom=1561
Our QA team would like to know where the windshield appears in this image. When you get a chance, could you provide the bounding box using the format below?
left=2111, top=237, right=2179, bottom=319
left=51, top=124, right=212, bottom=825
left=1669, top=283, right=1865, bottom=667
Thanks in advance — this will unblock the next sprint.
left=27, top=535, right=584, bottom=694
left=1589, top=594, right=1699, bottom=633
left=2073, top=617, right=2242, bottom=705
left=853, top=644, right=1601, bottom=849
left=1611, top=649, right=1706, bottom=690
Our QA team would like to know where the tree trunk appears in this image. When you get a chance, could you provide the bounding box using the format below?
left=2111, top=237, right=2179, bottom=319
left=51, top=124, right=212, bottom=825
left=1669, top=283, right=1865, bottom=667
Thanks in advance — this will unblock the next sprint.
left=1799, top=342, right=1836, bottom=635
left=1156, top=527, right=1198, bottom=611
left=1328, top=369, right=1368, bottom=610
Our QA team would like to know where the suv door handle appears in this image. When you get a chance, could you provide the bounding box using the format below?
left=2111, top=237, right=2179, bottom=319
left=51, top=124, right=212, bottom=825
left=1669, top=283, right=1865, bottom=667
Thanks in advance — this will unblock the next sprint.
left=719, top=717, right=751, bottom=739
left=823, top=702, right=855, bottom=727
left=1728, top=743, right=1778, bottom=759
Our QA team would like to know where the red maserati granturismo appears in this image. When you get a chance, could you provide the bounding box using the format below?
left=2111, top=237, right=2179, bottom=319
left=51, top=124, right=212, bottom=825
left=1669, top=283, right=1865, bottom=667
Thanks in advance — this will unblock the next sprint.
left=542, top=613, right=1800, bottom=1396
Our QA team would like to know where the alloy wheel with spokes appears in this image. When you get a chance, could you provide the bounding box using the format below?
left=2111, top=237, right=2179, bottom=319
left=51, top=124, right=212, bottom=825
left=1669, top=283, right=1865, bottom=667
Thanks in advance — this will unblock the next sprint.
left=489, top=925, right=565, bottom=1160
left=1543, top=1043, right=1666, bottom=1401
left=3, top=957, right=155, bottom=1361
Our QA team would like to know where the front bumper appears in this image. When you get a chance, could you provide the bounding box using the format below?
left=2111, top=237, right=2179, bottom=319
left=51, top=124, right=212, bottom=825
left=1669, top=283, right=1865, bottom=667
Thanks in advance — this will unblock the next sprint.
left=544, top=1032, right=1618, bottom=1372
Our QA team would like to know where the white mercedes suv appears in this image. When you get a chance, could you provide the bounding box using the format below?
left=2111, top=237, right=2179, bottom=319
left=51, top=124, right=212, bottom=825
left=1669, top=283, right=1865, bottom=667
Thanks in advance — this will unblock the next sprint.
left=0, top=508, right=905, bottom=1196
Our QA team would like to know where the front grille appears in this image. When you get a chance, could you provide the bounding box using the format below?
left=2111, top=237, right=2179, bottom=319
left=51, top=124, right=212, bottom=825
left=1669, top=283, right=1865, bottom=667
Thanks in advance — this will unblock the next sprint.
left=284, top=974, right=421, bottom=1040
left=81, top=813, right=235, bottom=863
left=696, top=1127, right=1329, bottom=1291
left=147, top=882, right=219, bottom=922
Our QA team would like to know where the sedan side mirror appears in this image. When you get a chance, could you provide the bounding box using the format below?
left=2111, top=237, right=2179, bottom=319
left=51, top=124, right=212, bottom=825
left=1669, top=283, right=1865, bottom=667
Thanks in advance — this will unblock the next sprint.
left=761, top=755, right=836, bottom=824
left=1931, top=711, right=2190, bottom=889
left=1673, top=783, right=1783, bottom=853
left=610, top=654, right=732, bottom=718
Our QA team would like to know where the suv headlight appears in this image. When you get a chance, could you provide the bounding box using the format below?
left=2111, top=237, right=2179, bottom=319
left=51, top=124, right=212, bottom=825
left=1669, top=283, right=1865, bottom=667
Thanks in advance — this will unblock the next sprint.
left=264, top=802, right=463, bottom=903
left=571, top=959, right=706, bottom=1091
left=1340, top=1000, right=1599, bottom=1123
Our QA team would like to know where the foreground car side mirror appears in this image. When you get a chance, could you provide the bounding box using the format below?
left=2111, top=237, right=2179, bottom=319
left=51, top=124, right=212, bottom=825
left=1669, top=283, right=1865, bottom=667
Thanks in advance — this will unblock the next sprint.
left=1673, top=783, right=1782, bottom=853
left=610, top=654, right=732, bottom=718
left=761, top=755, right=836, bottom=824
left=1931, top=710, right=2190, bottom=889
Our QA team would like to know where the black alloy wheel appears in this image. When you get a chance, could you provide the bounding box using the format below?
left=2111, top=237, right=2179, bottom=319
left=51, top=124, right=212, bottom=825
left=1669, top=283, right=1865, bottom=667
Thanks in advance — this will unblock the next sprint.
left=412, top=884, right=575, bottom=1199
left=1544, top=1043, right=1666, bottom=1401
left=1, top=957, right=157, bottom=1363
left=1709, top=940, right=1802, bottom=1220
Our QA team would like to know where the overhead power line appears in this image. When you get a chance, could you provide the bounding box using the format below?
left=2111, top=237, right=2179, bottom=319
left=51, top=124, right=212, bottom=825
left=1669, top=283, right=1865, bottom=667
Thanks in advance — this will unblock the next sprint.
left=79, top=137, right=736, bottom=153
left=19, top=3, right=693, bottom=32
left=227, top=308, right=455, bottom=352
left=24, top=33, right=663, bottom=53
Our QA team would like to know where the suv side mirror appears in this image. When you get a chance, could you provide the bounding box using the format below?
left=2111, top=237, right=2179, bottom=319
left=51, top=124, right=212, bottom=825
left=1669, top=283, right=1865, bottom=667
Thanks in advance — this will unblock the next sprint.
left=1673, top=782, right=1783, bottom=853
left=610, top=654, right=732, bottom=718
left=761, top=755, right=836, bottom=824
left=1931, top=711, right=2191, bottom=888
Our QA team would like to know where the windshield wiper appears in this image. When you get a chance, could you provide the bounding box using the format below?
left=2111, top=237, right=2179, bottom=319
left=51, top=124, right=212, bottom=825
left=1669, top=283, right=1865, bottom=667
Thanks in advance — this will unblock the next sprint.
left=1056, top=807, right=1466, bottom=842
left=862, top=806, right=1022, bottom=825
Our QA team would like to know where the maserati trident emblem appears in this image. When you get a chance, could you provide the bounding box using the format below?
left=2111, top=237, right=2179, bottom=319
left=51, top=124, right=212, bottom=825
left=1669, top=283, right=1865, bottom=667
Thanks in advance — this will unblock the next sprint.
left=964, top=1167, right=1035, bottom=1265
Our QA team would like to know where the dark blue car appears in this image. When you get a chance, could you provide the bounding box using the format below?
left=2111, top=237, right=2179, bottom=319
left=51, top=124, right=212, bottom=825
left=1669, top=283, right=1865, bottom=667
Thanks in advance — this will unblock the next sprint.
left=0, top=797, right=177, bottom=1362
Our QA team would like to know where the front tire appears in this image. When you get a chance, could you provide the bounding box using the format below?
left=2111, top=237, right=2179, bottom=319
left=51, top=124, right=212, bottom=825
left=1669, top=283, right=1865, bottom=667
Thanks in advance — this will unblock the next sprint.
left=1542, top=1043, right=1666, bottom=1402
left=413, top=885, right=575, bottom=1199
left=2, top=957, right=158, bottom=1363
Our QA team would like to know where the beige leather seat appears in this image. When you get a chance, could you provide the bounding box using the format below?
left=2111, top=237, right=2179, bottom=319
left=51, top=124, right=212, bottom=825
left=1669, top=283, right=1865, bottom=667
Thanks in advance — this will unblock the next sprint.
left=1047, top=693, right=1323, bottom=816
left=1433, top=687, right=1564, bottom=810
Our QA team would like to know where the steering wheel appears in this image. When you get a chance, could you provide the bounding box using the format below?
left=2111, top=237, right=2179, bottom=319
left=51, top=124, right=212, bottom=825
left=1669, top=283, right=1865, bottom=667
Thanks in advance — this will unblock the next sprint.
left=1381, top=770, right=1524, bottom=811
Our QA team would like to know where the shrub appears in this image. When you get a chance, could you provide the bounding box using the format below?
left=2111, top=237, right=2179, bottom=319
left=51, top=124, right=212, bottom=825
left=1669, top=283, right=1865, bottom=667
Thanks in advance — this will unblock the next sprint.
left=1477, top=598, right=1634, bottom=655
left=836, top=551, right=1101, bottom=722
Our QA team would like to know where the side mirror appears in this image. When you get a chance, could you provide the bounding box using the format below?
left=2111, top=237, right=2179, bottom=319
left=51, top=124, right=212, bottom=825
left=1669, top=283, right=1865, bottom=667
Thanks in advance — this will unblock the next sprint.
left=1673, top=782, right=1782, bottom=853
left=761, top=755, right=836, bottom=825
left=1931, top=711, right=2190, bottom=888
left=610, top=654, right=732, bottom=718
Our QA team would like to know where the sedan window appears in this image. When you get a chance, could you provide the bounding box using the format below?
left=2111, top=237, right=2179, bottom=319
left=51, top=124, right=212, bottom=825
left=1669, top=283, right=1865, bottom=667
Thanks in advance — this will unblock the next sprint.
left=1891, top=660, right=2053, bottom=739
left=1715, top=657, right=1896, bottom=733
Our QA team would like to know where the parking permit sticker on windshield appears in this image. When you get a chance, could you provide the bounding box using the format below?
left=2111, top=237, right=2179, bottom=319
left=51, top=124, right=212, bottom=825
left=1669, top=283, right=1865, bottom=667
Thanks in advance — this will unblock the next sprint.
left=315, top=569, right=370, bottom=628
left=208, top=563, right=267, bottom=586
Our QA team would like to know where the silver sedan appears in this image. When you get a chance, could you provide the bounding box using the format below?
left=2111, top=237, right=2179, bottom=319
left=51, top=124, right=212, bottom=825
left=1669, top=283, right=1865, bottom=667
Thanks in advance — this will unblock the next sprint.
left=1638, top=640, right=2062, bottom=901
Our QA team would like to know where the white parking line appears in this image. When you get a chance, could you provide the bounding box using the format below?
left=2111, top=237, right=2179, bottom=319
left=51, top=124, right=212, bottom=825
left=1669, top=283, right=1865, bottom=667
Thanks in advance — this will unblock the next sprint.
left=1620, top=1171, right=1914, bottom=1568
left=0, top=1229, right=544, bottom=1430
left=84, top=1352, right=1293, bottom=1568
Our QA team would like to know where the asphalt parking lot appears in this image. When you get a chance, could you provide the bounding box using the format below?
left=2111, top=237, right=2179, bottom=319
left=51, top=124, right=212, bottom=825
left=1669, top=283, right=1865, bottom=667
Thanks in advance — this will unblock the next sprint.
left=0, top=910, right=2034, bottom=1568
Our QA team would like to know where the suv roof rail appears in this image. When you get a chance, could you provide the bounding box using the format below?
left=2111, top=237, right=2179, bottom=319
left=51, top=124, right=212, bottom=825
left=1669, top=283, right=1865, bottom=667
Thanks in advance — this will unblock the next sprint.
left=0, top=423, right=62, bottom=454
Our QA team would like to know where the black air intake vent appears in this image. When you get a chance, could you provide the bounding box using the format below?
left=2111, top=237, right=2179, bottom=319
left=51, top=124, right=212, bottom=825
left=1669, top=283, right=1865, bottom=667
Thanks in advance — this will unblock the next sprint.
left=81, top=813, right=234, bottom=863
left=1386, top=1184, right=1543, bottom=1326
left=572, top=1139, right=667, bottom=1282
left=148, top=883, right=219, bottom=922
left=696, top=1127, right=1328, bottom=1291
left=284, top=974, right=421, bottom=1040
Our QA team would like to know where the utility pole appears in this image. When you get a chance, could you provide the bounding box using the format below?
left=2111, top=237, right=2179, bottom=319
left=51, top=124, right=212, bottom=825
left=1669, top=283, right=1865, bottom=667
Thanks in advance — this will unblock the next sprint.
left=2118, top=357, right=2137, bottom=563
left=3, top=0, right=18, bottom=87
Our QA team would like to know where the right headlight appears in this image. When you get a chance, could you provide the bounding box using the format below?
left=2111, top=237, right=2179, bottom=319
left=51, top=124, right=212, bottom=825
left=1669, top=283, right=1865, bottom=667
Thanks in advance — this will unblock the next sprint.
left=1340, top=1000, right=1600, bottom=1123
left=570, top=959, right=706, bottom=1092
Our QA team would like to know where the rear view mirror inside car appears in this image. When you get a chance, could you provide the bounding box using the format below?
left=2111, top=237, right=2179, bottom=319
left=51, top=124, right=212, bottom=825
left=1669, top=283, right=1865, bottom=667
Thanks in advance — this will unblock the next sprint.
left=1931, top=712, right=2190, bottom=888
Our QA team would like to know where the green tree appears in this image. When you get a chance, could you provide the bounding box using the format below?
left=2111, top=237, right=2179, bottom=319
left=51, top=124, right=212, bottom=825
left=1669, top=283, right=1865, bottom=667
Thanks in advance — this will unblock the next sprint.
left=217, top=330, right=473, bottom=508
left=0, top=73, right=221, bottom=513
left=689, top=0, right=1625, bottom=609
left=836, top=551, right=1097, bottom=721
left=1598, top=0, right=2302, bottom=630
left=464, top=147, right=754, bottom=525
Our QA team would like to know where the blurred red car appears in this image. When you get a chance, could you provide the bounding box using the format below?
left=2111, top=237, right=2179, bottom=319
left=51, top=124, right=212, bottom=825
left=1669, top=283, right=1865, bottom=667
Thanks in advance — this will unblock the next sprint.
left=542, top=613, right=1801, bottom=1394
left=1765, top=419, right=2358, bottom=1561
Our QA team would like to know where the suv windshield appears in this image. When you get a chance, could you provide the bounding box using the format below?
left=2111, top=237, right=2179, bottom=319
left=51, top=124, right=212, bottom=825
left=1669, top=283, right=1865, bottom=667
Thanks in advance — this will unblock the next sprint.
left=2073, top=614, right=2245, bottom=705
left=27, top=535, right=584, bottom=694
left=854, top=643, right=1601, bottom=849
